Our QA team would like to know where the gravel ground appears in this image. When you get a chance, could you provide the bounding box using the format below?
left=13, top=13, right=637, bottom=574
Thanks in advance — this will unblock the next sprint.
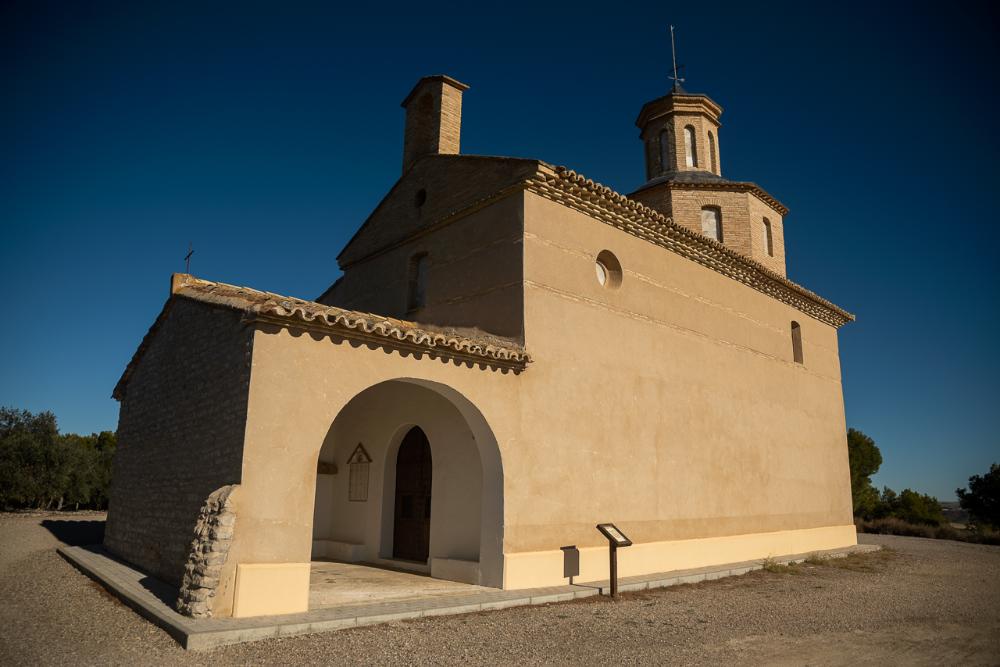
left=1, top=513, right=998, bottom=666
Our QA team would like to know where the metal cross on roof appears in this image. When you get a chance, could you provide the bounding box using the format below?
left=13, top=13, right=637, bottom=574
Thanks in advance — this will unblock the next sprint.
left=184, top=242, right=194, bottom=273
left=669, top=25, right=686, bottom=92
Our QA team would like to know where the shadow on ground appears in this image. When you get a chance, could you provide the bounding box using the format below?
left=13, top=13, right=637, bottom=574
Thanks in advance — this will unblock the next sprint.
left=139, top=575, right=180, bottom=608
left=41, top=519, right=105, bottom=546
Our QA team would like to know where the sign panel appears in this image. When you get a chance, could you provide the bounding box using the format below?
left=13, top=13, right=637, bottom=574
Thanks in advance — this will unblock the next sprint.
left=560, top=545, right=580, bottom=578
left=348, top=443, right=372, bottom=502
left=596, top=523, right=632, bottom=547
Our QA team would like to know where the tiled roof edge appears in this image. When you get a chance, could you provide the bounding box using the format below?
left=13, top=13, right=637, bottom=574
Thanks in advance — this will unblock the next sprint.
left=527, top=164, right=854, bottom=328
left=112, top=275, right=530, bottom=400
left=631, top=177, right=790, bottom=216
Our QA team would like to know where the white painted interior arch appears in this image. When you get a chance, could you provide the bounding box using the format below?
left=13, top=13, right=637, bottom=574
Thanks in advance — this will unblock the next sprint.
left=310, top=378, right=504, bottom=588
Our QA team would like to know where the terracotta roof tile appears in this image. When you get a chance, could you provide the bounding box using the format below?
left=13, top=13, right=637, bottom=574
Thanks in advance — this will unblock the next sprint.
left=527, top=165, right=854, bottom=328
left=112, top=275, right=530, bottom=399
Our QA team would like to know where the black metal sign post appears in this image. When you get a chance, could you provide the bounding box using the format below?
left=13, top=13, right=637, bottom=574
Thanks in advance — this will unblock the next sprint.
left=610, top=542, right=618, bottom=598
left=596, top=523, right=632, bottom=598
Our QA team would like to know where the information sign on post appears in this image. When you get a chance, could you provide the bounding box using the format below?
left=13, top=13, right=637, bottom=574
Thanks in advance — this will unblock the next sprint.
left=596, top=523, right=632, bottom=598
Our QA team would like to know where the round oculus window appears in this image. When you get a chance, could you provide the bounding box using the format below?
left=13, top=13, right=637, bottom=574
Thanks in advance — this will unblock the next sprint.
left=596, top=260, right=608, bottom=286
left=595, top=250, right=622, bottom=289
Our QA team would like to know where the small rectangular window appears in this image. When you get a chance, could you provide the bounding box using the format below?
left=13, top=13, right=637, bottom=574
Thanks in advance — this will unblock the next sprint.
left=407, top=253, right=428, bottom=312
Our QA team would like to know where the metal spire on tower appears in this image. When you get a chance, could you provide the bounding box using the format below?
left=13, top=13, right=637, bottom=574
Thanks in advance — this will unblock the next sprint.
left=668, top=25, right=686, bottom=92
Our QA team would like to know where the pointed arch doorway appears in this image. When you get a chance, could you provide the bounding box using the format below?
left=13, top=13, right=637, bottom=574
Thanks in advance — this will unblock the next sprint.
left=392, top=426, right=432, bottom=562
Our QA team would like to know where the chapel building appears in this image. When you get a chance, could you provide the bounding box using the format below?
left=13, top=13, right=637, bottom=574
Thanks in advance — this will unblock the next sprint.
left=105, top=74, right=856, bottom=619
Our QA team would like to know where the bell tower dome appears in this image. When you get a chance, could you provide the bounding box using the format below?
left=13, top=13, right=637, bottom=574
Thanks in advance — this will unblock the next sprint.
left=636, top=83, right=723, bottom=181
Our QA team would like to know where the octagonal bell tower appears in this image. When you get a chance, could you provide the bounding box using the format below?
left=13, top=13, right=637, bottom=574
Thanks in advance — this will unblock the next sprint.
left=638, top=81, right=723, bottom=180
left=629, top=80, right=789, bottom=277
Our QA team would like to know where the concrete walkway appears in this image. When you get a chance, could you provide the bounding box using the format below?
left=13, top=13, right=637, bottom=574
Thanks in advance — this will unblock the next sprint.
left=58, top=543, right=879, bottom=651
left=309, top=560, right=490, bottom=608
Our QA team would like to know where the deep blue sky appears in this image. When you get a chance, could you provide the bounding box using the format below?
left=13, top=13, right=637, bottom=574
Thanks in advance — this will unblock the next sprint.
left=3, top=2, right=997, bottom=500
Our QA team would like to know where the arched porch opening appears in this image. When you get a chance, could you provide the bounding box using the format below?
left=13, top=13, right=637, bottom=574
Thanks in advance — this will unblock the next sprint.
left=310, top=378, right=504, bottom=588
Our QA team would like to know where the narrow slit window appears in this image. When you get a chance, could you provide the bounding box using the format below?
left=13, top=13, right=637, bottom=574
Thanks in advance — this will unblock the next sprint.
left=708, top=132, right=717, bottom=173
left=645, top=139, right=656, bottom=179
left=659, top=128, right=671, bottom=173
left=763, top=218, right=774, bottom=256
left=701, top=206, right=722, bottom=242
left=684, top=125, right=697, bottom=168
left=791, top=321, right=803, bottom=364
left=407, top=253, right=428, bottom=312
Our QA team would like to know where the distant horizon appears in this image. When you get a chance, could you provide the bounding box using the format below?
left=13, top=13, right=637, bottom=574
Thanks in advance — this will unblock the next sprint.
left=3, top=1, right=997, bottom=501
left=9, top=404, right=983, bottom=503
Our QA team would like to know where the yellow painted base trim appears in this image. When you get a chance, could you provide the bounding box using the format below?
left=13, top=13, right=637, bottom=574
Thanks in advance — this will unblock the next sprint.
left=232, top=563, right=311, bottom=618
left=502, top=524, right=857, bottom=590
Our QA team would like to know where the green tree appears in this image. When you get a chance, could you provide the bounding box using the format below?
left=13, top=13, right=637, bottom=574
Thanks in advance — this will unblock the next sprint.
left=847, top=428, right=882, bottom=516
left=957, top=463, right=1000, bottom=529
left=91, top=431, right=117, bottom=509
left=0, top=408, right=60, bottom=508
left=868, top=486, right=944, bottom=525
left=894, top=488, right=945, bottom=525
left=0, top=407, right=117, bottom=510
left=60, top=433, right=100, bottom=509
left=873, top=486, right=897, bottom=519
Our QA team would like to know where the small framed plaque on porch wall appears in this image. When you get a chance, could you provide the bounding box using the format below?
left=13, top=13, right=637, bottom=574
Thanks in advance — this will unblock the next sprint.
left=347, top=443, right=372, bottom=502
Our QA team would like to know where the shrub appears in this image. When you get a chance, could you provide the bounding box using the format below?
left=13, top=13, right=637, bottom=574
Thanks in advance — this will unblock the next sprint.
left=856, top=517, right=1000, bottom=545
left=957, top=463, right=1000, bottom=530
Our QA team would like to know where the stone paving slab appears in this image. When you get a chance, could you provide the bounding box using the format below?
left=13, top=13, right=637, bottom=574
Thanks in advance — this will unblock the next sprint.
left=58, top=542, right=879, bottom=651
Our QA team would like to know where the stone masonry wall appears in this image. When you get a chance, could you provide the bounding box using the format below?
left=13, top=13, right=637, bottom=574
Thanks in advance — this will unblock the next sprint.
left=175, top=484, right=237, bottom=617
left=437, top=83, right=463, bottom=157
left=632, top=186, right=750, bottom=254
left=748, top=194, right=787, bottom=275
left=630, top=186, right=787, bottom=277
left=402, top=79, right=464, bottom=173
left=323, top=156, right=534, bottom=340
left=104, top=298, right=252, bottom=586
left=668, top=187, right=752, bottom=256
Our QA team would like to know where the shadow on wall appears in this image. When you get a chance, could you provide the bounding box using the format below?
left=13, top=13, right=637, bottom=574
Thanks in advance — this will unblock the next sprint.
left=41, top=519, right=105, bottom=546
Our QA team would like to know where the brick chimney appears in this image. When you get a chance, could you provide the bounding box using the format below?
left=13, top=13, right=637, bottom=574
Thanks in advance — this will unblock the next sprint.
left=401, top=75, right=469, bottom=174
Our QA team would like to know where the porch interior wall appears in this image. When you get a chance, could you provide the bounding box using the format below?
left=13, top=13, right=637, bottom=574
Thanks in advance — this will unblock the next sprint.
left=311, top=381, right=483, bottom=564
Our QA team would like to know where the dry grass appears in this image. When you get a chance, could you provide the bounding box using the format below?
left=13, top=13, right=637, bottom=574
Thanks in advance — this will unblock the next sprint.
left=760, top=556, right=804, bottom=574
left=818, top=548, right=896, bottom=572
left=758, top=548, right=896, bottom=575
left=857, top=517, right=1000, bottom=545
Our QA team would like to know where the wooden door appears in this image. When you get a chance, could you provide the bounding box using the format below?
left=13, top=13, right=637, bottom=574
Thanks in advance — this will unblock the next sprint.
left=393, top=427, right=432, bottom=562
